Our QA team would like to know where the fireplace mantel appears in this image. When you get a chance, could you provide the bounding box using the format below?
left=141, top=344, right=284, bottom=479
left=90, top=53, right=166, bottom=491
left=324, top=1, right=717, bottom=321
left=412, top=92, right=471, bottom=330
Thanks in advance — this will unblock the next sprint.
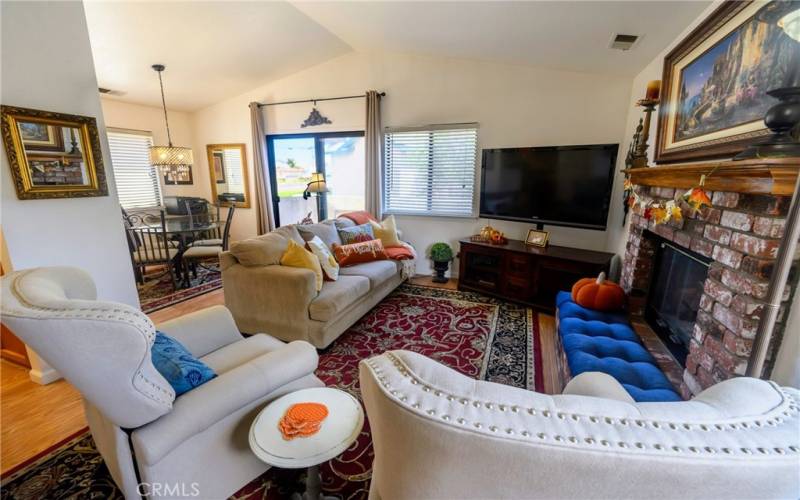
left=624, top=158, right=800, bottom=196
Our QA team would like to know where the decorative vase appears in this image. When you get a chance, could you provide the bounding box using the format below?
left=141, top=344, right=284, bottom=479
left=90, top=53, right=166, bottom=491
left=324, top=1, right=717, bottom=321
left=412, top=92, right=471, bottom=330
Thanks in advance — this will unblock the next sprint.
left=432, top=260, right=449, bottom=283
left=735, top=86, right=800, bottom=159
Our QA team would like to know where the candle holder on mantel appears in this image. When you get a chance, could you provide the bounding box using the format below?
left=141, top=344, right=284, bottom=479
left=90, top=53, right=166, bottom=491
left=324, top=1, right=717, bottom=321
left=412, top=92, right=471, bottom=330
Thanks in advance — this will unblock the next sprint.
left=629, top=97, right=659, bottom=168
left=735, top=86, right=800, bottom=160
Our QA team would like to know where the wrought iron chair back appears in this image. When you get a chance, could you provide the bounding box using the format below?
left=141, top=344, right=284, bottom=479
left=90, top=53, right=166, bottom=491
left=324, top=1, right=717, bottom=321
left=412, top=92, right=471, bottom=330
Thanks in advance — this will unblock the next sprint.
left=122, top=209, right=178, bottom=290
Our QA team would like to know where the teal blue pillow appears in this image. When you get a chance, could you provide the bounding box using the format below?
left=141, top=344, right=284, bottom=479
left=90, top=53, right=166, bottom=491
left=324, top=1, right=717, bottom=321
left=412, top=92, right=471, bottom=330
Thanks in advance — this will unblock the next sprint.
left=151, top=331, right=216, bottom=396
left=338, top=223, right=375, bottom=245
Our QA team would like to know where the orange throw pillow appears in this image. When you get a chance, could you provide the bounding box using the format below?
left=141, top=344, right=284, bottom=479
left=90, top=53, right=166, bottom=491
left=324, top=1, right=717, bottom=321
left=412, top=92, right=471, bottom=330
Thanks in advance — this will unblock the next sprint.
left=571, top=272, right=625, bottom=312
left=333, top=240, right=388, bottom=267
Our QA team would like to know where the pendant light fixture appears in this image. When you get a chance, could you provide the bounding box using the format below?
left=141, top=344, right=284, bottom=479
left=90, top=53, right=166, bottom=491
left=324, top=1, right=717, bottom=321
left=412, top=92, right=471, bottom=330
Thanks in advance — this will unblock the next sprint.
left=149, top=64, right=193, bottom=174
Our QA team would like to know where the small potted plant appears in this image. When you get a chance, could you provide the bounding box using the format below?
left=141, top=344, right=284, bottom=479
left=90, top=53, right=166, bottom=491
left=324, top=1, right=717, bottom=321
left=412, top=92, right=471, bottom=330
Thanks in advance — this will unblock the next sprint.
left=429, top=242, right=454, bottom=283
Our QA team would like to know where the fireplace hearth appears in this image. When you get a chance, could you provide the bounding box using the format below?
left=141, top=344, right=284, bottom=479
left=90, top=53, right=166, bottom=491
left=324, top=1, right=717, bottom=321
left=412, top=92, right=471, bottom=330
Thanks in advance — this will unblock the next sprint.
left=645, top=234, right=711, bottom=367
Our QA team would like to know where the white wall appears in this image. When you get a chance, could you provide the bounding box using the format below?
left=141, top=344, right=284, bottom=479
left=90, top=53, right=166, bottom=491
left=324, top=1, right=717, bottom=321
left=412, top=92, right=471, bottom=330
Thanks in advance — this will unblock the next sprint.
left=1, top=1, right=138, bottom=306
left=190, top=51, right=632, bottom=274
left=101, top=99, right=202, bottom=199
left=604, top=0, right=798, bottom=388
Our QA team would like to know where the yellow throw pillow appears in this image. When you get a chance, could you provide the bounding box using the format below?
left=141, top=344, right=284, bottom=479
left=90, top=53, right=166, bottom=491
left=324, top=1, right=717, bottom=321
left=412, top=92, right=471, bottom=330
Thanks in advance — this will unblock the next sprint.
left=369, top=215, right=402, bottom=248
left=280, top=239, right=323, bottom=292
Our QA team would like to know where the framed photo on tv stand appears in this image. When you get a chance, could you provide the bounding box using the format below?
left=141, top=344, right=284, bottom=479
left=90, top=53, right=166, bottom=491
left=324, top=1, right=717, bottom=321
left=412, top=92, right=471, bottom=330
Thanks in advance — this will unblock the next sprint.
left=526, top=229, right=549, bottom=247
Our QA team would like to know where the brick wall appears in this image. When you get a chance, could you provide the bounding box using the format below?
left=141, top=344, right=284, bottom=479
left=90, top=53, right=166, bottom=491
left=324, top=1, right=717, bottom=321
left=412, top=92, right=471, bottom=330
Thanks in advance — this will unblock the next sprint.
left=621, top=186, right=795, bottom=399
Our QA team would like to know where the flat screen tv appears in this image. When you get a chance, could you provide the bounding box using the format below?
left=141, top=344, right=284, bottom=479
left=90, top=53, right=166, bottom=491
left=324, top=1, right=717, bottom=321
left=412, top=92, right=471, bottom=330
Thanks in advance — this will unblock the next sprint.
left=479, top=143, right=619, bottom=230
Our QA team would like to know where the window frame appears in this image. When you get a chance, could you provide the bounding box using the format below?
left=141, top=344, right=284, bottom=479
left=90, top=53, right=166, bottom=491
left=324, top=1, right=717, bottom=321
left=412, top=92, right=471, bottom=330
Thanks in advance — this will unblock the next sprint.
left=106, top=127, right=163, bottom=211
left=266, top=130, right=365, bottom=226
left=382, top=123, right=479, bottom=219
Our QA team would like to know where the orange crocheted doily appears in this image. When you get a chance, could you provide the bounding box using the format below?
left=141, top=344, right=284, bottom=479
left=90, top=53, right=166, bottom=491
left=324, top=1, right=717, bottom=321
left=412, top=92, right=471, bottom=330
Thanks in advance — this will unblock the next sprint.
left=279, top=402, right=329, bottom=440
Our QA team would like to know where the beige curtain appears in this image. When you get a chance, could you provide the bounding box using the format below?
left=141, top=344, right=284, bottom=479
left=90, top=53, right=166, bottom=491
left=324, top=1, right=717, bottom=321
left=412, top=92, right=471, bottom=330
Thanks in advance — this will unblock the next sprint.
left=249, top=102, right=275, bottom=235
left=365, top=90, right=383, bottom=220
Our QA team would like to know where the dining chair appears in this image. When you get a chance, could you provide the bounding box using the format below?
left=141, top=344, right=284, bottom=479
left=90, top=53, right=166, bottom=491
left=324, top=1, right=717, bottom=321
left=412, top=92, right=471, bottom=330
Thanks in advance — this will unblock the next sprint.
left=186, top=200, right=222, bottom=246
left=183, top=205, right=235, bottom=278
left=123, top=210, right=180, bottom=291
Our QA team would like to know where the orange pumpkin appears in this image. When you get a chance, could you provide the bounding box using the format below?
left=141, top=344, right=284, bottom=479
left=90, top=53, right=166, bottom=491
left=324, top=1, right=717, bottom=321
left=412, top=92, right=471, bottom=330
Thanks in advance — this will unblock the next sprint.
left=571, top=272, right=625, bottom=311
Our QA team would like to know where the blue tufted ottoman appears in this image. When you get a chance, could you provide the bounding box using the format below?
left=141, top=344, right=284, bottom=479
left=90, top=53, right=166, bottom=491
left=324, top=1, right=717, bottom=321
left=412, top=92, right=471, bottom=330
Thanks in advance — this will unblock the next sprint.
left=556, top=291, right=681, bottom=402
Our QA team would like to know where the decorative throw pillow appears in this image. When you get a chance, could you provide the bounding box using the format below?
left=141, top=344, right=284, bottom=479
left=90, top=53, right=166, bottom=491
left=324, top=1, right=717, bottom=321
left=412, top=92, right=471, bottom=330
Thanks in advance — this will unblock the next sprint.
left=338, top=223, right=375, bottom=245
left=369, top=215, right=402, bottom=248
left=332, top=239, right=388, bottom=267
left=297, top=221, right=342, bottom=250
left=151, top=332, right=216, bottom=397
left=280, top=239, right=323, bottom=291
left=306, top=236, right=339, bottom=281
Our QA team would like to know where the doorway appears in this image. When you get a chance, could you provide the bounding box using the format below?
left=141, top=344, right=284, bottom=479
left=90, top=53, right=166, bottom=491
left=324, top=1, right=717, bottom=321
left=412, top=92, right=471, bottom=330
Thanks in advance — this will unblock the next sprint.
left=266, top=131, right=365, bottom=226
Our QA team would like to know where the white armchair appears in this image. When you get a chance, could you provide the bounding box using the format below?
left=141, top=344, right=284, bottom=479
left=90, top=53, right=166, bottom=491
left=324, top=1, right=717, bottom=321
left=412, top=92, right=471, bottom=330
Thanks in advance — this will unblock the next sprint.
left=360, top=350, right=800, bottom=500
left=1, top=267, right=323, bottom=499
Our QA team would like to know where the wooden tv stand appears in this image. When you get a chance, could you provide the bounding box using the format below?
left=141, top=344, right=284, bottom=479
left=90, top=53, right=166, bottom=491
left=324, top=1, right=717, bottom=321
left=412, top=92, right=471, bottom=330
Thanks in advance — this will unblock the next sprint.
left=457, top=238, right=614, bottom=312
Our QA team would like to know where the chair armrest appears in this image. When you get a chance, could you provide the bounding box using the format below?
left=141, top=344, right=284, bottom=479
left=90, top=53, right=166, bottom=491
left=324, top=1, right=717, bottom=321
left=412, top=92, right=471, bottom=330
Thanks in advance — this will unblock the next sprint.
left=222, top=263, right=317, bottom=332
left=132, top=340, right=319, bottom=465
left=562, top=372, right=635, bottom=403
left=155, top=305, right=243, bottom=358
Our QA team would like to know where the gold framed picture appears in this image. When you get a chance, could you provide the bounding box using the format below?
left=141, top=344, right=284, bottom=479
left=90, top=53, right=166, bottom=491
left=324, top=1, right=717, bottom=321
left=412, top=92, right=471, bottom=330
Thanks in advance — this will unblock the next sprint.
left=525, top=229, right=549, bottom=247
left=1, top=105, right=108, bottom=199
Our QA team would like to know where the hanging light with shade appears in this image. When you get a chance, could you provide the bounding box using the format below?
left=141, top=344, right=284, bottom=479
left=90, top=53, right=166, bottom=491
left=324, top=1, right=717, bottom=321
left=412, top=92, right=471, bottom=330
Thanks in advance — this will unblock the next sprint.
left=148, top=64, right=193, bottom=175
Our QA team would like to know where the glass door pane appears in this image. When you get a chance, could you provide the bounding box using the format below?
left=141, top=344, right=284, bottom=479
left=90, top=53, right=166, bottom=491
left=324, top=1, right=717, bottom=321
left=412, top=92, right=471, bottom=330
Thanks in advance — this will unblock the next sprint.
left=320, top=135, right=365, bottom=218
left=272, top=137, right=318, bottom=225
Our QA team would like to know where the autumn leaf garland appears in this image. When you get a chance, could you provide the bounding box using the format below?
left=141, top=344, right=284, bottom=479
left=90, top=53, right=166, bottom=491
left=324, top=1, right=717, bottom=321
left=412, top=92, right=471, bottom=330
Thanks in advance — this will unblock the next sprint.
left=624, top=174, right=713, bottom=226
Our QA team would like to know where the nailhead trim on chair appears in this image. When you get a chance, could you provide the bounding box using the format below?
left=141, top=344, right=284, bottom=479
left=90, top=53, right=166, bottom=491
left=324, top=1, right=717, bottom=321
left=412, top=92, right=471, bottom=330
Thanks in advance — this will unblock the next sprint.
left=5, top=270, right=174, bottom=406
left=363, top=353, right=800, bottom=458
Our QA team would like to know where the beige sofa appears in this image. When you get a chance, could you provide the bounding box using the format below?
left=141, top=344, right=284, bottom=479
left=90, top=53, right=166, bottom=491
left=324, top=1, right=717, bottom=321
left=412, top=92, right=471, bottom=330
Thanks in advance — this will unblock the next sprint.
left=221, top=220, right=412, bottom=349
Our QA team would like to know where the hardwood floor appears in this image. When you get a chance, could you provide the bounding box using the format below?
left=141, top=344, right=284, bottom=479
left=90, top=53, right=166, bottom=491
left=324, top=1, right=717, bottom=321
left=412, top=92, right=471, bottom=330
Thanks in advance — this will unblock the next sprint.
left=0, top=277, right=561, bottom=476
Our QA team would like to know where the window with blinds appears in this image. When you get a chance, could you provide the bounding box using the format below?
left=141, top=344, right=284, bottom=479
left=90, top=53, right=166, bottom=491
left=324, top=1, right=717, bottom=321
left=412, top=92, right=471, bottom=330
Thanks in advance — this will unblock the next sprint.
left=383, top=124, right=478, bottom=217
left=107, top=130, right=162, bottom=209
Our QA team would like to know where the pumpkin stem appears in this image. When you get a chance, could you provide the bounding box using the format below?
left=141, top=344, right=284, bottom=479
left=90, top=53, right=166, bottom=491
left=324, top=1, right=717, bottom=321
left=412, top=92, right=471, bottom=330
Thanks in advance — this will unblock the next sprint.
left=596, top=272, right=606, bottom=285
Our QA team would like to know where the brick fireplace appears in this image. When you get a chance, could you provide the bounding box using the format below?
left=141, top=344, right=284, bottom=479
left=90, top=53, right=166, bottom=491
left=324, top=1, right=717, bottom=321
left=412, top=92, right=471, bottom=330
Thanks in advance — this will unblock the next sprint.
left=620, top=160, right=798, bottom=400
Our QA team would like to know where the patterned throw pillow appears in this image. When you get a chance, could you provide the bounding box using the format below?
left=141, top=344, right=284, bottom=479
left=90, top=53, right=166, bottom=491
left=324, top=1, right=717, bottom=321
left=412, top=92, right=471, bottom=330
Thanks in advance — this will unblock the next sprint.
left=338, top=223, right=375, bottom=245
left=332, top=239, right=388, bottom=267
left=306, top=236, right=339, bottom=281
left=151, top=332, right=217, bottom=396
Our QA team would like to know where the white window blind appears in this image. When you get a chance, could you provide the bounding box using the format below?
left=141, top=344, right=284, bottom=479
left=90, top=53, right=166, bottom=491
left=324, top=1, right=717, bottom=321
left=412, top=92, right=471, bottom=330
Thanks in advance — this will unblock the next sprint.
left=383, top=123, right=478, bottom=217
left=107, top=130, right=162, bottom=209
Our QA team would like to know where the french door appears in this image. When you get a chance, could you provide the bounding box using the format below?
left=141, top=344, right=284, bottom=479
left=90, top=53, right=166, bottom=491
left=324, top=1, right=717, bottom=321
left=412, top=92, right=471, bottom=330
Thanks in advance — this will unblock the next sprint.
left=266, top=131, right=365, bottom=226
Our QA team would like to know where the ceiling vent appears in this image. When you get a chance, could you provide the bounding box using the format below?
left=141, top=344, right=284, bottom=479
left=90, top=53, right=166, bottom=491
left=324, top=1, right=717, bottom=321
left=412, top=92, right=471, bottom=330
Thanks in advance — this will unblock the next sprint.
left=609, top=33, right=641, bottom=51
left=98, top=87, right=126, bottom=96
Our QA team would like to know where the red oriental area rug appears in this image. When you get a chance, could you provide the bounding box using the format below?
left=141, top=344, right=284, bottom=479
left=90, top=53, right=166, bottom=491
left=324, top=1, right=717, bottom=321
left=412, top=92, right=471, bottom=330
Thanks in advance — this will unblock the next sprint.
left=1, top=283, right=541, bottom=500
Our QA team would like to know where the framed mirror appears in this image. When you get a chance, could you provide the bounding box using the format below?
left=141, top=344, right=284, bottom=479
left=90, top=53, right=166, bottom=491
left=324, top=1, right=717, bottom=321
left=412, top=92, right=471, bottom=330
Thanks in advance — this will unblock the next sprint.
left=1, top=105, right=108, bottom=199
left=206, top=143, right=250, bottom=208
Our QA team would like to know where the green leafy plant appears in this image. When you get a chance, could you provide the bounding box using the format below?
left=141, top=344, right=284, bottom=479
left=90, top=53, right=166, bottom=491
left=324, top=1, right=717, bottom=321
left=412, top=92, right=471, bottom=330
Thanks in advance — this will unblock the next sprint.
left=429, top=242, right=454, bottom=262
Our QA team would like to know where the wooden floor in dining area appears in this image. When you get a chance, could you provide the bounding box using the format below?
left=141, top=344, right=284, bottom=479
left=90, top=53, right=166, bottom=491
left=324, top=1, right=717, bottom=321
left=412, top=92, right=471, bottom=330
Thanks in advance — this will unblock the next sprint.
left=0, top=277, right=561, bottom=475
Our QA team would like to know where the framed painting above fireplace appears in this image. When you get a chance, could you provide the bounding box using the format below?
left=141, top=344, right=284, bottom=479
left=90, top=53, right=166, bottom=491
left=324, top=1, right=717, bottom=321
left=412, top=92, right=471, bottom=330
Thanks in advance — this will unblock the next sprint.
left=655, top=0, right=800, bottom=164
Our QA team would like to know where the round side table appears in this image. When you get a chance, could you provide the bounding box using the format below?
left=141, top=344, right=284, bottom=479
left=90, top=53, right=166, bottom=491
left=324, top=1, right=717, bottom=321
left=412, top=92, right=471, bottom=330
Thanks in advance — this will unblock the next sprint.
left=249, top=387, right=364, bottom=500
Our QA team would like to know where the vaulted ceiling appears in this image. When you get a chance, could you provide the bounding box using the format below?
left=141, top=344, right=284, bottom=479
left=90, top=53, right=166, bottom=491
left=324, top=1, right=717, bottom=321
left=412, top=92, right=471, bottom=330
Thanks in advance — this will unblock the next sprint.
left=85, top=0, right=711, bottom=111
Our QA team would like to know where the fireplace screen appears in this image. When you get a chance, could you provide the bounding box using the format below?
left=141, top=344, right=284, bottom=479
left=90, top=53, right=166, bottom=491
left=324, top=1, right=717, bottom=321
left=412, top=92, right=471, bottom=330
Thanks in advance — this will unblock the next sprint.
left=645, top=239, right=710, bottom=366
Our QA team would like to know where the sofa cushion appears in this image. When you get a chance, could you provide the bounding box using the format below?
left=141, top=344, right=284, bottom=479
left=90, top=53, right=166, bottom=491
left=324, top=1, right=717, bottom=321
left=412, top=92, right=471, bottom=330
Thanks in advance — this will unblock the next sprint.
left=309, top=275, right=370, bottom=322
left=229, top=233, right=288, bottom=267
left=273, top=225, right=305, bottom=245
left=297, top=221, right=342, bottom=249
left=200, top=334, right=286, bottom=374
left=339, top=260, right=399, bottom=288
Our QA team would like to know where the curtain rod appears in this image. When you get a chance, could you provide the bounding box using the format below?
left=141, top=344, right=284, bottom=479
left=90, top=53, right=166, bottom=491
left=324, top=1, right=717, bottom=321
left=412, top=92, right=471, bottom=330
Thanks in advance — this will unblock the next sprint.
left=257, top=92, right=385, bottom=108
